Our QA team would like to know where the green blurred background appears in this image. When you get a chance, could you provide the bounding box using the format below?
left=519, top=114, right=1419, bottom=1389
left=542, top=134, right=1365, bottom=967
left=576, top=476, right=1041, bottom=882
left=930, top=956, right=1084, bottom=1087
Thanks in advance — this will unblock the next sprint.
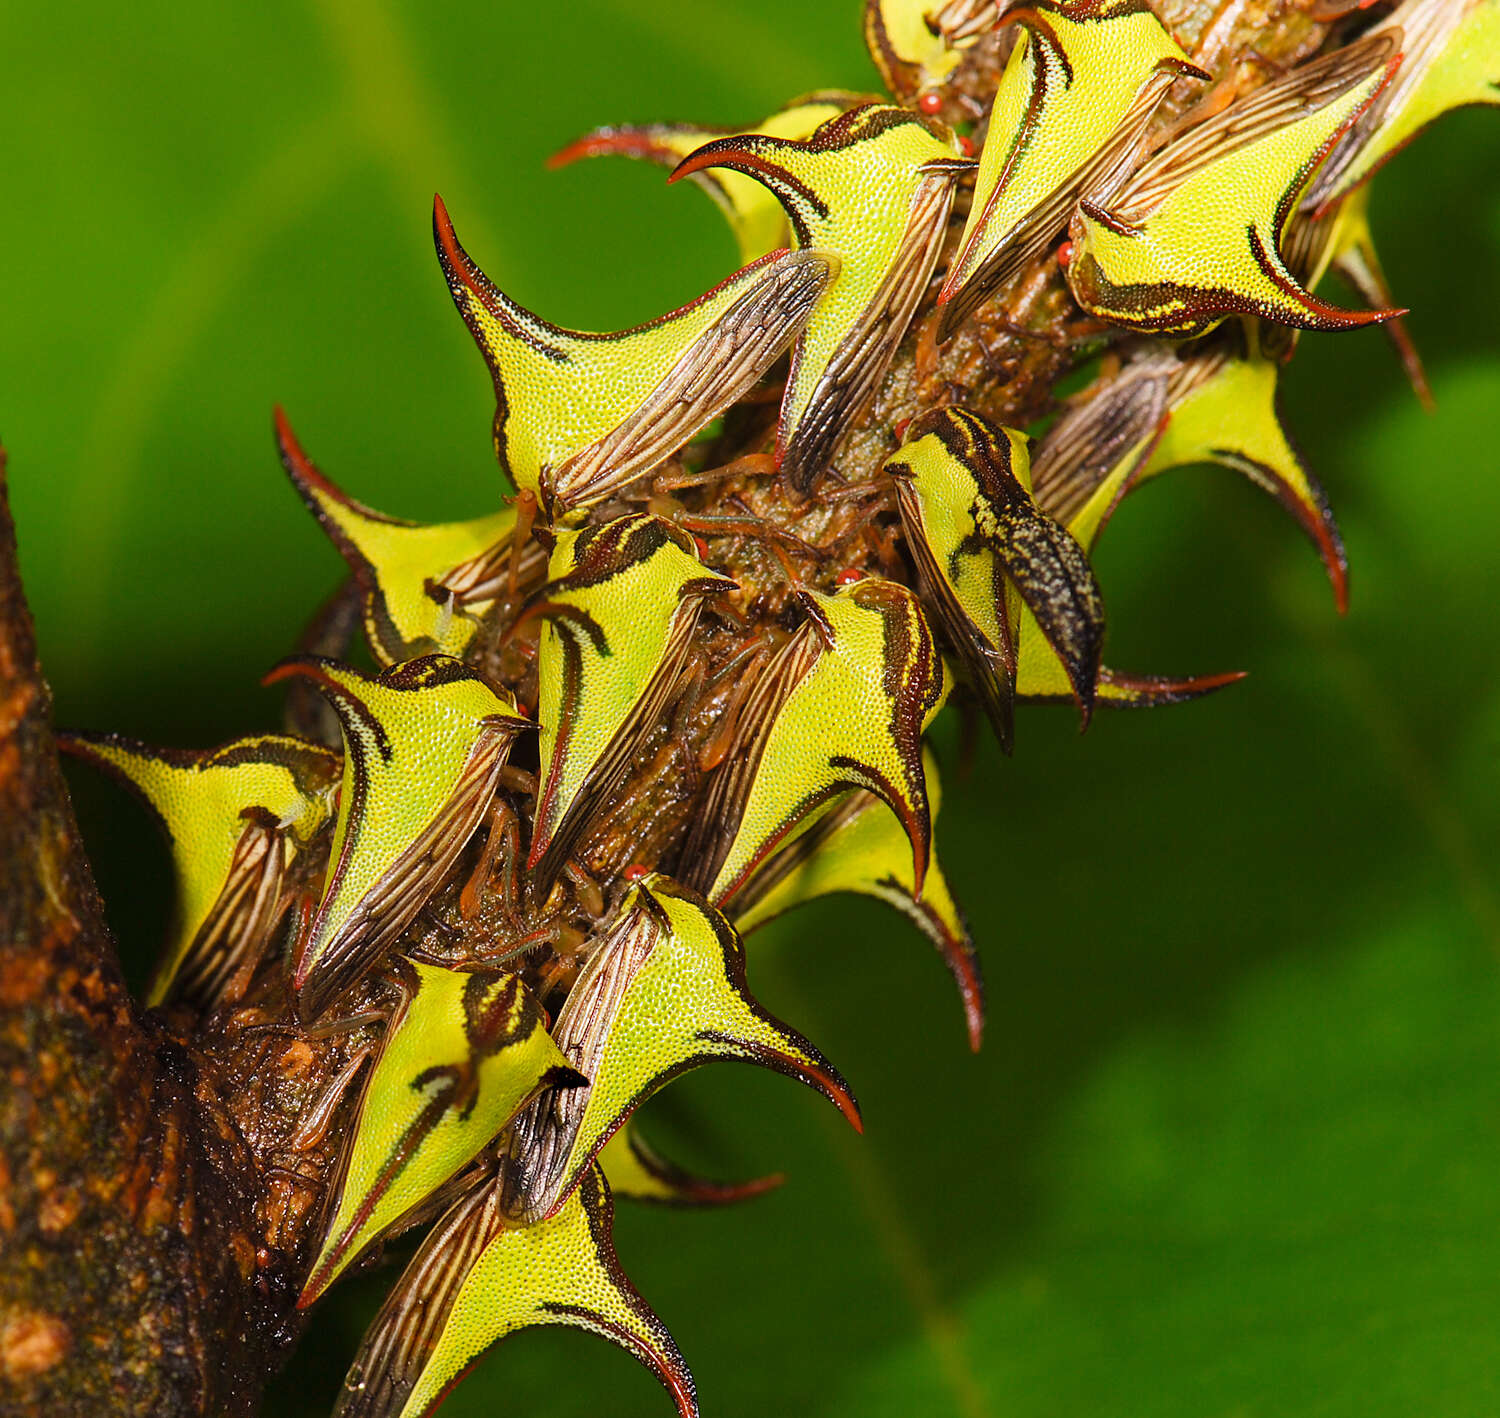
left=4, top=2, right=1500, bottom=1414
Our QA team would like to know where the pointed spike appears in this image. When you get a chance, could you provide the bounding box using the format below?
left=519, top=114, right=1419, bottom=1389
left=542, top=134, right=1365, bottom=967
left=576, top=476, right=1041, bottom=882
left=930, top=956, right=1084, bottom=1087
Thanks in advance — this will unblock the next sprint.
left=267, top=654, right=531, bottom=1024
left=733, top=747, right=985, bottom=1052
left=908, top=859, right=985, bottom=1052
left=300, top=963, right=583, bottom=1307
left=553, top=98, right=860, bottom=264
left=333, top=1166, right=698, bottom=1418
left=1066, top=37, right=1404, bottom=336
left=599, top=1119, right=785, bottom=1207
left=937, top=0, right=1204, bottom=340
left=736, top=1043, right=864, bottom=1133
left=1251, top=226, right=1406, bottom=334
left=527, top=515, right=734, bottom=893
left=1229, top=448, right=1349, bottom=615
left=1094, top=667, right=1249, bottom=706
left=681, top=577, right=943, bottom=907
left=432, top=192, right=511, bottom=327
left=275, top=409, right=518, bottom=665
left=1017, top=653, right=1248, bottom=708
left=58, top=731, right=337, bottom=1007
left=434, top=195, right=831, bottom=511
left=669, top=141, right=774, bottom=186
left=498, top=877, right=860, bottom=1223
left=548, top=123, right=714, bottom=171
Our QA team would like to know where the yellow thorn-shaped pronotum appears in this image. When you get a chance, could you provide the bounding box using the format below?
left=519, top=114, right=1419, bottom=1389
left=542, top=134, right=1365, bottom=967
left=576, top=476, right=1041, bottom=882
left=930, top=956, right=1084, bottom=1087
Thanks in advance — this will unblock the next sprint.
left=528, top=515, right=734, bottom=892
left=599, top=1118, right=785, bottom=1207
left=333, top=1165, right=697, bottom=1418
left=682, top=577, right=944, bottom=906
left=937, top=0, right=1207, bottom=340
left=733, top=746, right=984, bottom=1050
left=549, top=93, right=864, bottom=264
left=1066, top=36, right=1405, bottom=337
left=433, top=195, right=833, bottom=513
left=275, top=409, right=530, bottom=666
left=262, top=655, right=532, bottom=1024
left=887, top=406, right=1104, bottom=752
left=499, top=875, right=859, bottom=1223
left=58, top=731, right=338, bottom=1007
left=862, top=0, right=994, bottom=104
left=1018, top=653, right=1248, bottom=708
left=300, top=962, right=584, bottom=1307
left=672, top=105, right=974, bottom=492
left=1305, top=0, right=1500, bottom=211
left=1032, top=341, right=1348, bottom=609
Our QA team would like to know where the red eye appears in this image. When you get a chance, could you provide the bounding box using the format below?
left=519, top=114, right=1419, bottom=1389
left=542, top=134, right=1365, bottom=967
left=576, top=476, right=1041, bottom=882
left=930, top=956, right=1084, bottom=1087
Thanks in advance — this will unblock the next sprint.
left=917, top=92, right=943, bottom=115
left=835, top=567, right=866, bottom=586
left=958, top=134, right=977, bottom=157
left=624, top=863, right=651, bottom=881
left=894, top=417, right=912, bottom=441
left=692, top=535, right=709, bottom=560
left=1056, top=240, right=1074, bottom=268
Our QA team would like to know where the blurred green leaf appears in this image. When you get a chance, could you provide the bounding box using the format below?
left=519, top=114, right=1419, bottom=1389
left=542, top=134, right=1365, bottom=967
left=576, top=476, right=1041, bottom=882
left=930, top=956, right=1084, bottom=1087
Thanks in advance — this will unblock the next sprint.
left=3, top=2, right=1499, bottom=1416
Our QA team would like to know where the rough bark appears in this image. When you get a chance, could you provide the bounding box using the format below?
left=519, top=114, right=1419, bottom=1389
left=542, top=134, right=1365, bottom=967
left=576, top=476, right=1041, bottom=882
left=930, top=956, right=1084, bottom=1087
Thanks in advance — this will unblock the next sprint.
left=0, top=455, right=284, bottom=1417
